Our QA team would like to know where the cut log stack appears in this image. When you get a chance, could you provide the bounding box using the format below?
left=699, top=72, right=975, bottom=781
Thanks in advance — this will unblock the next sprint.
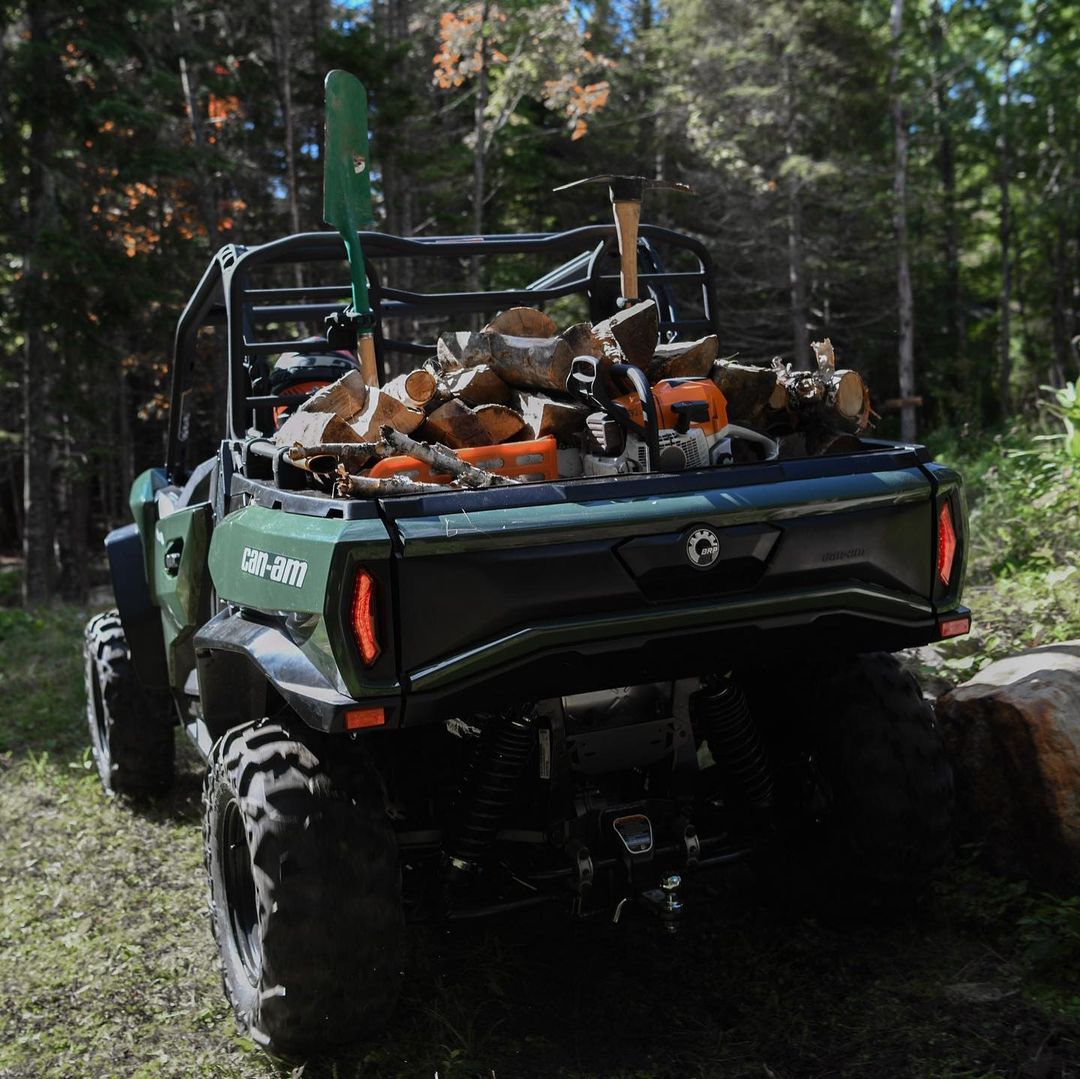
left=710, top=338, right=872, bottom=457
left=274, top=302, right=875, bottom=495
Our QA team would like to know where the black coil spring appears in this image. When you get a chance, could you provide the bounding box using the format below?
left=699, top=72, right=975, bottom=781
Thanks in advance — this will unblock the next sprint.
left=692, top=680, right=774, bottom=809
left=449, top=709, right=535, bottom=864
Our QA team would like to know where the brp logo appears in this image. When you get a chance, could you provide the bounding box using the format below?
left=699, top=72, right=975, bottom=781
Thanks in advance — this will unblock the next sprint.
left=686, top=526, right=720, bottom=570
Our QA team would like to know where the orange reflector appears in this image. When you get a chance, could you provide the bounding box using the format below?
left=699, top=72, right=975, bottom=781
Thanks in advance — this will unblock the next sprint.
left=344, top=706, right=386, bottom=730
left=937, top=501, right=957, bottom=587
left=350, top=569, right=380, bottom=666
left=938, top=615, right=971, bottom=639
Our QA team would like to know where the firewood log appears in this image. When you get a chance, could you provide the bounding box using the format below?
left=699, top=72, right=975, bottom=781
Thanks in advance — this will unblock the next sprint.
left=335, top=469, right=445, bottom=497
left=562, top=321, right=606, bottom=361
left=445, top=364, right=512, bottom=407
left=421, top=399, right=526, bottom=449
left=516, top=392, right=591, bottom=443
left=348, top=386, right=425, bottom=441
left=435, top=337, right=466, bottom=374
left=474, top=403, right=527, bottom=444
left=275, top=409, right=361, bottom=448
left=711, top=360, right=780, bottom=428
left=824, top=370, right=871, bottom=430
left=298, top=369, right=368, bottom=421
left=483, top=307, right=557, bottom=338
left=646, top=335, right=719, bottom=381
left=383, top=368, right=441, bottom=410
left=593, top=299, right=659, bottom=368
left=286, top=442, right=386, bottom=473
left=439, top=331, right=575, bottom=393
left=773, top=351, right=871, bottom=433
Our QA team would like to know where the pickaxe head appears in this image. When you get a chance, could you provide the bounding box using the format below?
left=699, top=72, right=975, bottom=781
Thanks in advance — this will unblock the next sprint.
left=554, top=174, right=694, bottom=203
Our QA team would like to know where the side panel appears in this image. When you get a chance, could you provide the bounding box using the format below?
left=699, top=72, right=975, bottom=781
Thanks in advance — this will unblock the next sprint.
left=153, top=503, right=213, bottom=687
left=206, top=506, right=395, bottom=700
left=129, top=467, right=169, bottom=593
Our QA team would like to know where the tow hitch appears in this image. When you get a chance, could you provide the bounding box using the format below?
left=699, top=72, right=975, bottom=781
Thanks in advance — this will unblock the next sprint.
left=613, top=873, right=685, bottom=933
left=609, top=812, right=687, bottom=932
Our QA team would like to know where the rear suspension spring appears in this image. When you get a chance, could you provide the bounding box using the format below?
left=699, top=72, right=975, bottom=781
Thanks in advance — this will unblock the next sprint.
left=692, top=679, right=774, bottom=809
left=448, top=707, right=536, bottom=868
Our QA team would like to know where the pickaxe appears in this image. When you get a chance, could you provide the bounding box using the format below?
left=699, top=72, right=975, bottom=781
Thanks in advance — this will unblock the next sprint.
left=554, top=175, right=693, bottom=305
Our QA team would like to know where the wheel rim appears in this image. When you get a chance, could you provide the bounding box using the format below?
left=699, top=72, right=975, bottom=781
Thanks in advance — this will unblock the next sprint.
left=221, top=799, right=261, bottom=985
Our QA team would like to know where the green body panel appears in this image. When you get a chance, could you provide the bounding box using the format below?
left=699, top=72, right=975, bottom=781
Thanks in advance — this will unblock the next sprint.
left=152, top=503, right=213, bottom=685
left=129, top=467, right=168, bottom=594
left=207, top=506, right=394, bottom=698
left=395, top=467, right=931, bottom=556
left=323, top=70, right=373, bottom=318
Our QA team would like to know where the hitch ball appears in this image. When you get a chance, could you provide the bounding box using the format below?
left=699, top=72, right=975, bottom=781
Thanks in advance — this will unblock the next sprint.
left=659, top=873, right=683, bottom=934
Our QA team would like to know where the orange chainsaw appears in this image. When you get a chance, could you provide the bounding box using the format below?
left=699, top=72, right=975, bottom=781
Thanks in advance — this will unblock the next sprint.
left=568, top=357, right=777, bottom=476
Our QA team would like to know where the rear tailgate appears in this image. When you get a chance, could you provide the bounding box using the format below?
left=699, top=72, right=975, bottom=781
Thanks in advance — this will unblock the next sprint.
left=381, top=445, right=940, bottom=722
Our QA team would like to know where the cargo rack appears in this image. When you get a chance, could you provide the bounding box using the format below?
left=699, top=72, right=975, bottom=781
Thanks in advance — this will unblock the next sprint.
left=167, top=224, right=718, bottom=481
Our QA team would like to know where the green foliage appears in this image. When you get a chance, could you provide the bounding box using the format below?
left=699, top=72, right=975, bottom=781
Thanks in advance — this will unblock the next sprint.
left=1020, top=895, right=1080, bottom=983
left=0, top=567, right=22, bottom=607
left=929, top=388, right=1080, bottom=666
left=1038, top=380, right=1080, bottom=460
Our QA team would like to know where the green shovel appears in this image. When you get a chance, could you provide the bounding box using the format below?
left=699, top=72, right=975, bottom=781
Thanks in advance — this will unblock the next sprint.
left=323, top=69, right=379, bottom=387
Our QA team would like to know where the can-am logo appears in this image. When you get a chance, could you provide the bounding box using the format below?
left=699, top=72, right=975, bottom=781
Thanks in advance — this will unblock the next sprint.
left=240, top=546, right=308, bottom=588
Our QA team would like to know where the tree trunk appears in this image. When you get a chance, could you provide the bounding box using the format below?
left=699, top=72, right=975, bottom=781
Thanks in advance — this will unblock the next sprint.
left=997, top=50, right=1013, bottom=417
left=22, top=2, right=56, bottom=606
left=117, top=358, right=134, bottom=523
left=1051, top=216, right=1070, bottom=387
left=783, top=52, right=811, bottom=371
left=271, top=3, right=301, bottom=235
left=890, top=0, right=916, bottom=441
left=929, top=0, right=966, bottom=410
left=469, top=0, right=491, bottom=298
left=173, top=4, right=219, bottom=252
left=55, top=421, right=89, bottom=604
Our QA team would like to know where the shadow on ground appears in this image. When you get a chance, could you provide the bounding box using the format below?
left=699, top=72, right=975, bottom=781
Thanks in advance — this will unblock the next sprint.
left=288, top=870, right=1080, bottom=1079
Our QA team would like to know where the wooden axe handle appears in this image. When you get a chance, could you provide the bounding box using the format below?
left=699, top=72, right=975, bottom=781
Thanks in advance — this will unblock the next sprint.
left=612, top=199, right=641, bottom=302
left=358, top=334, right=380, bottom=388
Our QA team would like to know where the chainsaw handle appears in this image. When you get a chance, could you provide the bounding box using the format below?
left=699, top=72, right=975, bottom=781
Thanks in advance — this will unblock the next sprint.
left=612, top=363, right=661, bottom=471
left=567, top=357, right=661, bottom=471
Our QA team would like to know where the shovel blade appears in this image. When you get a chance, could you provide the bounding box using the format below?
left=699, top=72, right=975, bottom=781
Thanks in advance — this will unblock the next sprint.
left=323, top=70, right=373, bottom=315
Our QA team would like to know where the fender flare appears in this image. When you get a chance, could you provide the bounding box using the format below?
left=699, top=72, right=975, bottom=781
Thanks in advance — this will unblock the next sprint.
left=193, top=609, right=368, bottom=736
left=105, top=523, right=169, bottom=692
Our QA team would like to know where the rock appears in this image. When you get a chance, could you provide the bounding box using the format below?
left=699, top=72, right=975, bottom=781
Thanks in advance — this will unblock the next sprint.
left=935, top=642, right=1080, bottom=890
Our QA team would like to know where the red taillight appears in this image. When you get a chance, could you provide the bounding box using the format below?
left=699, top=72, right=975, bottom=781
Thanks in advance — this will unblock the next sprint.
left=350, top=569, right=380, bottom=666
left=937, top=502, right=957, bottom=587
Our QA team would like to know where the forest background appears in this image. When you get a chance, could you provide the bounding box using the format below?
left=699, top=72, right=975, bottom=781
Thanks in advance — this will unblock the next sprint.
left=2, top=4, right=1080, bottom=1075
left=1, top=0, right=1079, bottom=606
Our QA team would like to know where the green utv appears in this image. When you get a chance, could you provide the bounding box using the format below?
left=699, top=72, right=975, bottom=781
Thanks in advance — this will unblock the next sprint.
left=84, top=73, right=967, bottom=1055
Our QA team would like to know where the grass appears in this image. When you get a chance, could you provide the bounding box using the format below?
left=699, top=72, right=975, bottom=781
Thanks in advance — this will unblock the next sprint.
left=1, top=606, right=1079, bottom=1077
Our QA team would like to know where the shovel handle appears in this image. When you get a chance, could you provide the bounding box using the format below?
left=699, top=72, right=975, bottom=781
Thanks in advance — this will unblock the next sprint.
left=358, top=333, right=380, bottom=389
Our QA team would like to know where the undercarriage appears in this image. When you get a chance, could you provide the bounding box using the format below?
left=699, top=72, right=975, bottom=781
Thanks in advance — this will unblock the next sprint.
left=382, top=676, right=777, bottom=930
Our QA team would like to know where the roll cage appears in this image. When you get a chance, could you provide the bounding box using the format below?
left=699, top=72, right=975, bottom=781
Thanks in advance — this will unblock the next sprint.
left=165, top=224, right=719, bottom=483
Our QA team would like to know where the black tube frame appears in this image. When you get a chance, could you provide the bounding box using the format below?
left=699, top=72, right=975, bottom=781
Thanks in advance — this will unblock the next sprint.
left=166, top=225, right=719, bottom=482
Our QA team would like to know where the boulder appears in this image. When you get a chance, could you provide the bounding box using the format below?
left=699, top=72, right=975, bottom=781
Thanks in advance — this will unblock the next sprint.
left=935, top=642, right=1080, bottom=890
